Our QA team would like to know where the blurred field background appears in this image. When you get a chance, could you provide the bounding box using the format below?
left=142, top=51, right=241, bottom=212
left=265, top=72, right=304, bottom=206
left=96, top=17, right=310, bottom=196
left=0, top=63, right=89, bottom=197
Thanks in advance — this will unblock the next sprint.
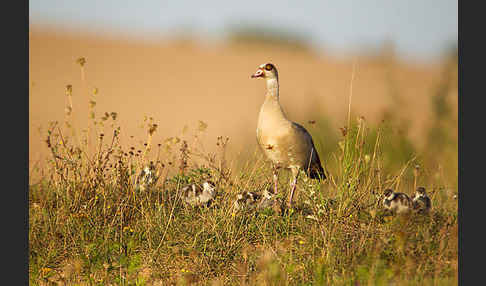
left=29, top=26, right=457, bottom=183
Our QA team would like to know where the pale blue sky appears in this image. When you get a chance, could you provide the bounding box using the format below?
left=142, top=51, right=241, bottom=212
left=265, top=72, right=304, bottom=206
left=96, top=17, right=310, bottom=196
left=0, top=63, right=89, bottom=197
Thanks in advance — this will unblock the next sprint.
left=29, top=0, right=457, bottom=62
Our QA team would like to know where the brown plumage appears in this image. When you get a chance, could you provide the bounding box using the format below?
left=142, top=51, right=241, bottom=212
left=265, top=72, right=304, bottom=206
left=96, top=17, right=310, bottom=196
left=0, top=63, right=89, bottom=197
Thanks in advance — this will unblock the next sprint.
left=251, top=63, right=326, bottom=208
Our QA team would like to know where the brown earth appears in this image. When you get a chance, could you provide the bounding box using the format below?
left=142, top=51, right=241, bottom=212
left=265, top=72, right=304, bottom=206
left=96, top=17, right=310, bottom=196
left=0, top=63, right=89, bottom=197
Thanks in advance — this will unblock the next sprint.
left=29, top=27, right=457, bottom=176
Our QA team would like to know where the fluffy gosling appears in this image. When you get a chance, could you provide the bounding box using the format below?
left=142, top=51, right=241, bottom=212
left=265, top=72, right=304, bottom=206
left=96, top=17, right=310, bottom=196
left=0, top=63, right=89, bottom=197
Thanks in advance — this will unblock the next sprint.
left=183, top=181, right=216, bottom=207
left=233, top=191, right=261, bottom=211
left=233, top=188, right=276, bottom=211
left=135, top=162, right=158, bottom=192
left=382, top=189, right=412, bottom=214
left=412, top=187, right=431, bottom=214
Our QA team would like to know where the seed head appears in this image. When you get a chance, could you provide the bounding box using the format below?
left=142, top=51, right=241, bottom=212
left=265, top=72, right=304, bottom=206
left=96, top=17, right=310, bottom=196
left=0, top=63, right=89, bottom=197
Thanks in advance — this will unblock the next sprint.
left=76, top=57, right=86, bottom=67
left=65, top=85, right=73, bottom=95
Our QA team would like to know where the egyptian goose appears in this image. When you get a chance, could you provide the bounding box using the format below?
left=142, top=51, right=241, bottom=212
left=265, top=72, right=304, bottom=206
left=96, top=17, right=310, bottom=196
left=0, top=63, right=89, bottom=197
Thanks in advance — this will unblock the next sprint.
left=411, top=187, right=431, bottom=214
left=233, top=191, right=260, bottom=211
left=233, top=188, right=276, bottom=211
left=182, top=181, right=216, bottom=207
left=251, top=63, right=326, bottom=208
left=258, top=188, right=276, bottom=210
left=135, top=162, right=158, bottom=191
left=382, top=189, right=412, bottom=214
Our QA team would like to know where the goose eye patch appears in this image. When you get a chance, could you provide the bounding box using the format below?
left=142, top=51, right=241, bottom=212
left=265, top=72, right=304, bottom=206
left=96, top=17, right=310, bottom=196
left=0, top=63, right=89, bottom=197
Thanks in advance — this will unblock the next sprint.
left=265, top=64, right=273, bottom=71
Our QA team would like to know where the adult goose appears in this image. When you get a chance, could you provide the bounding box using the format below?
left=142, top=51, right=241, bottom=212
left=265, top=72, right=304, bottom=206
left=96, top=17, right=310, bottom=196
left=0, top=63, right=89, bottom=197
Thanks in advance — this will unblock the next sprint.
left=251, top=63, right=326, bottom=208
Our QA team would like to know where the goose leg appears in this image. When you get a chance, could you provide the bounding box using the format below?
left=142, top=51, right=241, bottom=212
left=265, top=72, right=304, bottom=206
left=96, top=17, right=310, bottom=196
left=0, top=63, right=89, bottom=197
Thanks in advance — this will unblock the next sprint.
left=287, top=168, right=300, bottom=208
left=272, top=165, right=279, bottom=195
left=272, top=166, right=282, bottom=213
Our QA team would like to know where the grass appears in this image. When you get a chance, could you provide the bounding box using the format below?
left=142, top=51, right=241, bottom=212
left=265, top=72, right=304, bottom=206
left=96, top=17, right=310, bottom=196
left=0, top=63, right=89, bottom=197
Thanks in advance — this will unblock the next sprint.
left=29, top=57, right=457, bottom=285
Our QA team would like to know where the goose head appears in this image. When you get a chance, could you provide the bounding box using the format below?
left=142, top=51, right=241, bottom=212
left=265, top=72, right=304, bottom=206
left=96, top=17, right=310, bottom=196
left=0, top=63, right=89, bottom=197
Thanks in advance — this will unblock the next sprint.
left=251, top=63, right=278, bottom=80
left=383, top=189, right=395, bottom=201
left=414, top=187, right=427, bottom=199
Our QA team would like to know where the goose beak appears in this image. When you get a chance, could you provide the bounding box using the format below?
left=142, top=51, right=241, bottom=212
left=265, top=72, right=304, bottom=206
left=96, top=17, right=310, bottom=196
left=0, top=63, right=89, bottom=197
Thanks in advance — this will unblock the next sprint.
left=251, top=68, right=264, bottom=78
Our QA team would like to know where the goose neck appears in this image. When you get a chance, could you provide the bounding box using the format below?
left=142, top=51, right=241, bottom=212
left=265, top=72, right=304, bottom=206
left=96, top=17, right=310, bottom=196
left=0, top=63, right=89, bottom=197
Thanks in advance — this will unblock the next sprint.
left=265, top=78, right=279, bottom=99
